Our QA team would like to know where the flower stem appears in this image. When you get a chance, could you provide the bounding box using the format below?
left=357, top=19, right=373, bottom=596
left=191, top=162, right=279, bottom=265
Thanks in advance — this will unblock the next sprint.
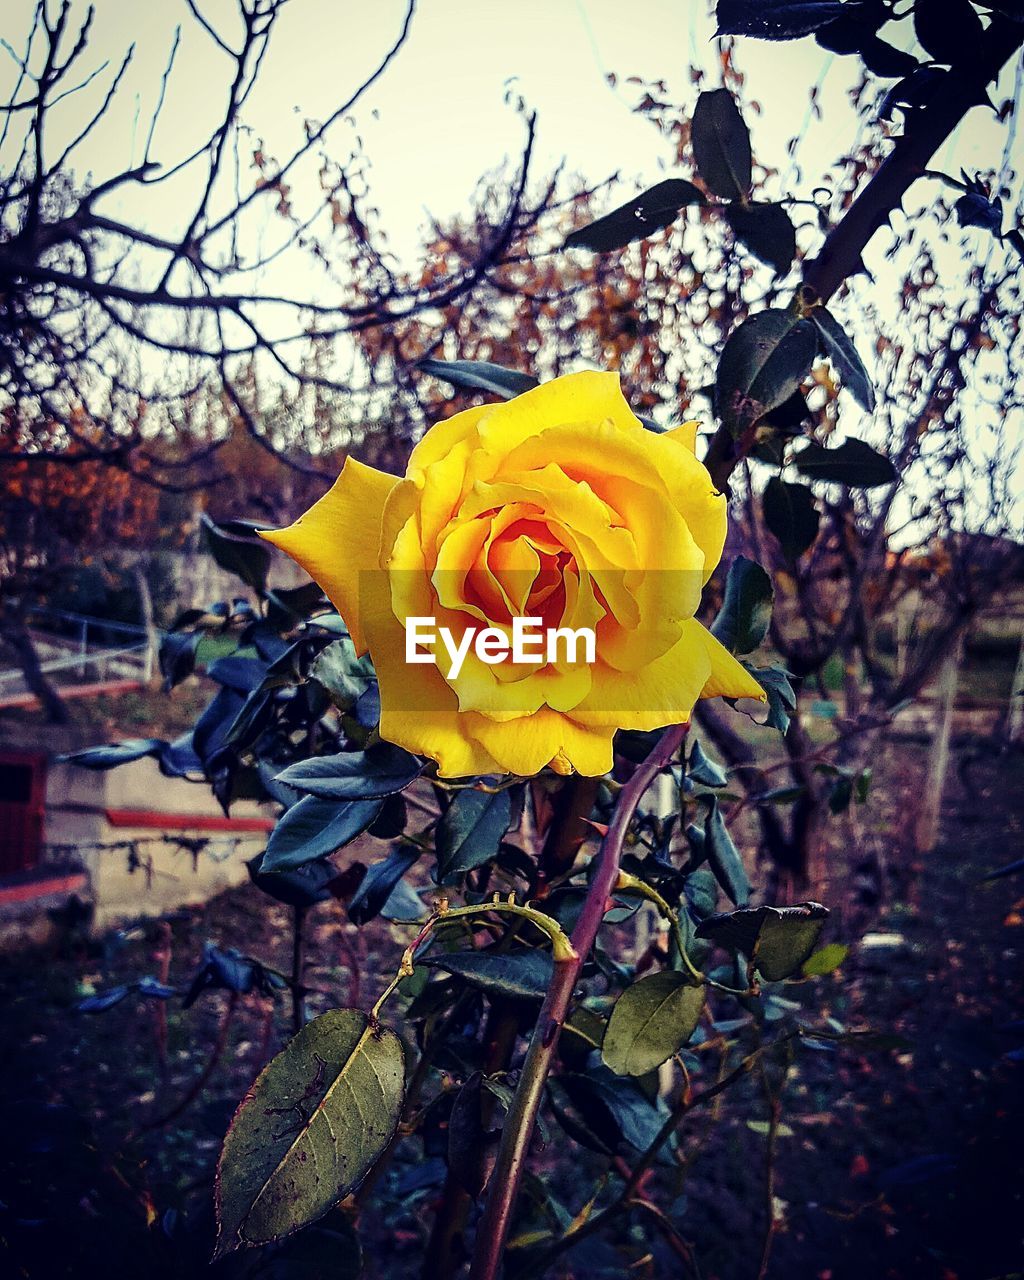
left=468, top=724, right=688, bottom=1280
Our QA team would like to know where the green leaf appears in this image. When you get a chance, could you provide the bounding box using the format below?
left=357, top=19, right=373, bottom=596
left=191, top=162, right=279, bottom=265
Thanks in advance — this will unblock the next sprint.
left=696, top=902, right=829, bottom=981
left=437, top=787, right=513, bottom=882
left=565, top=178, right=705, bottom=252
left=418, top=359, right=538, bottom=400
left=811, top=307, right=875, bottom=410
left=793, top=439, right=897, bottom=487
left=602, top=971, right=705, bottom=1076
left=692, top=88, right=752, bottom=199
left=704, top=798, right=750, bottom=906
left=200, top=513, right=272, bottom=596
left=261, top=796, right=384, bottom=872
left=275, top=744, right=422, bottom=802
left=426, top=949, right=553, bottom=1001
left=747, top=1119, right=796, bottom=1137
left=763, top=478, right=820, bottom=561
left=214, top=1009, right=404, bottom=1255
left=725, top=201, right=796, bottom=273
left=716, top=309, right=817, bottom=436
left=802, top=942, right=849, bottom=975
left=711, top=555, right=773, bottom=654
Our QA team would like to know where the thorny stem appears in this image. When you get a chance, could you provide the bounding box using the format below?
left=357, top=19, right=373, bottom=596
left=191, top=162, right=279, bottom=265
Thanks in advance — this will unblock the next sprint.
left=291, top=904, right=307, bottom=1035
left=140, top=990, right=239, bottom=1133
left=519, top=1031, right=800, bottom=1279
left=468, top=724, right=688, bottom=1280
left=614, top=870, right=759, bottom=997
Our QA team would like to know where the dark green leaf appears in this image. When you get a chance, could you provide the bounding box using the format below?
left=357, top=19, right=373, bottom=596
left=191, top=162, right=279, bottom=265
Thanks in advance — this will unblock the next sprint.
left=60, top=737, right=165, bottom=770
left=716, top=0, right=847, bottom=40
left=247, top=853, right=339, bottom=909
left=418, top=359, right=538, bottom=400
left=437, top=787, right=513, bottom=882
left=711, top=556, right=773, bottom=654
left=793, top=438, right=897, bottom=487
left=193, top=687, right=246, bottom=766
left=215, top=1009, right=404, bottom=1254
left=688, top=739, right=729, bottom=788
left=348, top=845, right=420, bottom=925
left=561, top=1067, right=668, bottom=1151
left=696, top=901, right=828, bottom=980
left=704, top=798, right=750, bottom=906
left=742, top=664, right=797, bottom=732
left=158, top=733, right=203, bottom=778
left=76, top=985, right=131, bottom=1012
left=954, top=191, right=1003, bottom=235
left=811, top=308, right=875, bottom=410
left=725, top=201, right=796, bottom=272
left=276, top=744, right=422, bottom=802
left=200, top=513, right=272, bottom=596
left=262, top=796, right=384, bottom=873
left=692, top=88, right=752, bottom=199
left=448, top=1072, right=499, bottom=1197
left=763, top=388, right=812, bottom=433
left=828, top=773, right=854, bottom=813
left=265, top=582, right=327, bottom=628
left=159, top=631, right=200, bottom=691
left=914, top=0, right=983, bottom=65
left=602, top=971, right=705, bottom=1076
left=367, top=792, right=407, bottom=840
left=763, top=478, right=820, bottom=561
left=565, top=178, right=705, bottom=252
left=716, top=309, right=817, bottom=436
left=309, top=638, right=373, bottom=710
left=860, top=36, right=920, bottom=78
left=426, top=949, right=553, bottom=1000
left=207, top=656, right=266, bottom=693
left=980, top=857, right=1024, bottom=882
left=801, top=1026, right=912, bottom=1052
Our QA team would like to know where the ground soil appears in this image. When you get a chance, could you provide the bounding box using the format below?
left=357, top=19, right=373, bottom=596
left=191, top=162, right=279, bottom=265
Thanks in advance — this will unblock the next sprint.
left=1, top=736, right=1021, bottom=1280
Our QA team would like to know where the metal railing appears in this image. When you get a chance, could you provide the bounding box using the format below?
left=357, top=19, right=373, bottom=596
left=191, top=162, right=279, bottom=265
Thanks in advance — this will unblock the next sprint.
left=0, top=607, right=162, bottom=688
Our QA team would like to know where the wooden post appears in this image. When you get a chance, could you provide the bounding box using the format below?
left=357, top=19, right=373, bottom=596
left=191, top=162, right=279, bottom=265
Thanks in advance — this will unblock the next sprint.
left=914, top=631, right=964, bottom=854
left=1007, top=629, right=1024, bottom=744
left=133, top=561, right=159, bottom=682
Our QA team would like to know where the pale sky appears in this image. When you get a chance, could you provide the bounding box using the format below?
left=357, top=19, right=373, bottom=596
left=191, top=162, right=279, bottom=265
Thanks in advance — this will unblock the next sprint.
left=5, top=0, right=1020, bottom=272
left=3, top=0, right=1023, bottom=535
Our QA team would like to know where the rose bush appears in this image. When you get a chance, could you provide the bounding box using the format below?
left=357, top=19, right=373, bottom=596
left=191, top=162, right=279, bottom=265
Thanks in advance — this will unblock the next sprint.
left=263, top=370, right=763, bottom=776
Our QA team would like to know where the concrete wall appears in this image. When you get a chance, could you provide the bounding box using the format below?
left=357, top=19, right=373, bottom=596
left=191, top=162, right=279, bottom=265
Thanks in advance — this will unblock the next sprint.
left=81, top=757, right=267, bottom=930
left=1, top=723, right=274, bottom=943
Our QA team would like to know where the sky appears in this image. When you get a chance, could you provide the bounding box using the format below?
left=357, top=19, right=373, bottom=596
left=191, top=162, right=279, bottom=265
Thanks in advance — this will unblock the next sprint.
left=2, top=0, right=1023, bottom=533
left=5, top=0, right=1020, bottom=272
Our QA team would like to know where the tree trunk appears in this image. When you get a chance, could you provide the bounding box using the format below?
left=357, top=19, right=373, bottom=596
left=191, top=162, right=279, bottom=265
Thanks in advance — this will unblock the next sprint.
left=132, top=560, right=159, bottom=681
left=1, top=615, right=70, bottom=723
left=914, top=633, right=963, bottom=854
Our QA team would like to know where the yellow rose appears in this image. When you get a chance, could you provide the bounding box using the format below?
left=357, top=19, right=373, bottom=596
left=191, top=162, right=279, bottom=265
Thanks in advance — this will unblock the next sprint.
left=262, top=371, right=764, bottom=778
